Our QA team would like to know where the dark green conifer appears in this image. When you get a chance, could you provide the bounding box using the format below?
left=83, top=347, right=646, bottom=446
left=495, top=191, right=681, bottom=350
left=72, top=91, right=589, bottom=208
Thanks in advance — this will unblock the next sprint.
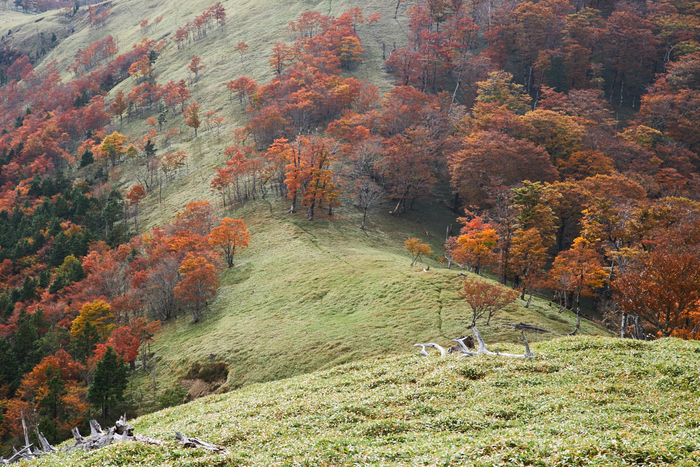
left=88, top=346, right=128, bottom=421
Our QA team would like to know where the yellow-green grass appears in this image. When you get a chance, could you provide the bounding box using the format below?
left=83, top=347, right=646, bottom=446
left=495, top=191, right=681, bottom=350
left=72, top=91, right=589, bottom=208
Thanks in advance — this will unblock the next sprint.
left=6, top=0, right=610, bottom=428
left=5, top=5, right=662, bottom=465
left=0, top=10, right=28, bottom=27
left=31, top=336, right=700, bottom=466
left=128, top=194, right=607, bottom=405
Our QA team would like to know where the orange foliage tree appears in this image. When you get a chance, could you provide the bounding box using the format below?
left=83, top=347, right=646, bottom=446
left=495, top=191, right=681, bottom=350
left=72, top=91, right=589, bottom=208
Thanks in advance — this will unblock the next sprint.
left=447, top=215, right=499, bottom=274
left=269, top=138, right=300, bottom=213
left=549, top=238, right=607, bottom=313
left=612, top=244, right=700, bottom=338
left=167, top=201, right=218, bottom=263
left=300, top=137, right=340, bottom=220
left=109, top=90, right=127, bottom=124
left=461, top=277, right=519, bottom=326
left=6, top=349, right=88, bottom=442
left=382, top=127, right=438, bottom=215
left=173, top=200, right=217, bottom=237
left=183, top=101, right=201, bottom=137
left=128, top=54, right=153, bottom=81
left=174, top=256, right=219, bottom=323
left=269, top=42, right=295, bottom=75
left=405, top=238, right=432, bottom=267
left=161, top=149, right=187, bottom=180
left=126, top=184, right=147, bottom=232
left=93, top=325, right=141, bottom=370
left=188, top=55, right=205, bottom=83
left=277, top=136, right=341, bottom=219
left=509, top=227, right=548, bottom=307
left=130, top=317, right=161, bottom=370
left=338, top=36, right=364, bottom=69
left=236, top=42, right=249, bottom=60
left=449, top=130, right=558, bottom=203
left=209, top=218, right=251, bottom=268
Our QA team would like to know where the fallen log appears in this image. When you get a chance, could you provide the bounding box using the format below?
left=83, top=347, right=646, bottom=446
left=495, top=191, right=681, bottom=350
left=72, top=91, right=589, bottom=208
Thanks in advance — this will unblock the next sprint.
left=455, top=327, right=535, bottom=359
left=66, top=416, right=167, bottom=452
left=0, top=445, right=33, bottom=465
left=414, top=326, right=536, bottom=359
left=1, top=416, right=221, bottom=464
left=504, top=322, right=556, bottom=333
left=0, top=413, right=55, bottom=464
left=414, top=343, right=446, bottom=357
left=34, top=431, right=54, bottom=455
left=175, top=432, right=228, bottom=454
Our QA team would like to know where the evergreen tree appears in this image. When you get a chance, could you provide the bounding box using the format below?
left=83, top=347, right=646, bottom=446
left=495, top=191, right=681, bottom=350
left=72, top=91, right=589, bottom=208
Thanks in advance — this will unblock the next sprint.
left=41, top=177, right=56, bottom=197
left=48, top=232, right=70, bottom=268
left=38, top=268, right=51, bottom=289
left=69, top=230, right=91, bottom=257
left=54, top=195, right=70, bottom=218
left=48, top=217, right=61, bottom=236
left=13, top=310, right=41, bottom=374
left=28, top=175, right=43, bottom=196
left=39, top=365, right=66, bottom=420
left=68, top=260, right=87, bottom=282
left=80, top=149, right=94, bottom=167
left=103, top=190, right=124, bottom=233
left=0, top=293, right=12, bottom=318
left=20, top=275, right=38, bottom=302
left=37, top=326, right=70, bottom=359
left=54, top=170, right=70, bottom=193
left=0, top=337, right=20, bottom=389
left=73, top=191, right=92, bottom=216
left=88, top=346, right=128, bottom=421
left=48, top=274, right=67, bottom=294
left=70, top=320, right=99, bottom=363
left=144, top=139, right=156, bottom=158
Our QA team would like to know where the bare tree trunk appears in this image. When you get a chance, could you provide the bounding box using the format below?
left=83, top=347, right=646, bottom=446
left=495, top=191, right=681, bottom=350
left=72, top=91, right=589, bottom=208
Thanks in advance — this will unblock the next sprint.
left=414, top=343, right=446, bottom=357
left=307, top=200, right=316, bottom=221
left=633, top=314, right=645, bottom=340
left=620, top=312, right=627, bottom=338
left=619, top=77, right=624, bottom=107
left=569, top=310, right=581, bottom=335
left=450, top=77, right=461, bottom=110
left=21, top=412, right=30, bottom=448
left=448, top=327, right=535, bottom=358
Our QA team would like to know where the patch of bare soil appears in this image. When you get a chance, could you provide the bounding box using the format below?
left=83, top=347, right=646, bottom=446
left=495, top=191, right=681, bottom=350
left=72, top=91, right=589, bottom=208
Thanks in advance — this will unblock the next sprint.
left=180, top=378, right=225, bottom=400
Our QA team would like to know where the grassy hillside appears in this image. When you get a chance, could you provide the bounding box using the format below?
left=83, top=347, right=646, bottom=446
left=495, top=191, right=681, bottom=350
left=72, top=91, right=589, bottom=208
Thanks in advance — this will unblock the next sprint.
left=32, top=336, right=700, bottom=466
left=6, top=4, right=687, bottom=465
left=1, top=0, right=610, bottom=404
left=138, top=195, right=606, bottom=400
left=1, top=0, right=413, bottom=229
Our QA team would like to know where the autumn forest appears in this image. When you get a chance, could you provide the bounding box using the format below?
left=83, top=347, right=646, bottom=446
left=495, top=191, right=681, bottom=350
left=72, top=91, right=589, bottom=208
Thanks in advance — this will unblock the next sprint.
left=0, top=0, right=699, bottom=455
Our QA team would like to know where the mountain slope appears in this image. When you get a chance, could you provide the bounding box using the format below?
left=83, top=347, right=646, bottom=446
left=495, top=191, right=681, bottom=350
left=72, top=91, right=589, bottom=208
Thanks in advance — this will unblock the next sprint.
left=145, top=196, right=606, bottom=395
left=1, top=0, right=609, bottom=401
left=33, top=336, right=700, bottom=466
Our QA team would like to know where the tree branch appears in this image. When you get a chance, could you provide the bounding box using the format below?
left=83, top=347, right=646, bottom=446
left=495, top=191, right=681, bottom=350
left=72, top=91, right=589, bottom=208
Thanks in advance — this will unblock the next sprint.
left=417, top=327, right=536, bottom=359
left=175, top=432, right=228, bottom=454
left=414, top=343, right=446, bottom=357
